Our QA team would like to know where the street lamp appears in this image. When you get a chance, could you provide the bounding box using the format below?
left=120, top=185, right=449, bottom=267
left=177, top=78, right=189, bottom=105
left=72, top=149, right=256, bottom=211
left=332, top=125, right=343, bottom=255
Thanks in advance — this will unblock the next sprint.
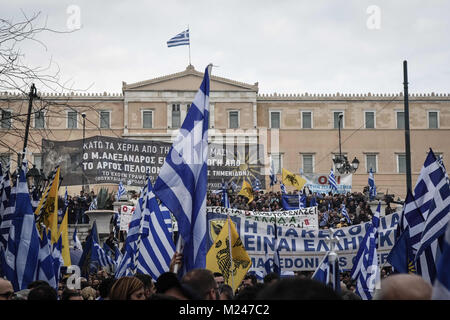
left=82, top=112, right=86, bottom=192
left=332, top=113, right=360, bottom=174
left=26, top=164, right=41, bottom=190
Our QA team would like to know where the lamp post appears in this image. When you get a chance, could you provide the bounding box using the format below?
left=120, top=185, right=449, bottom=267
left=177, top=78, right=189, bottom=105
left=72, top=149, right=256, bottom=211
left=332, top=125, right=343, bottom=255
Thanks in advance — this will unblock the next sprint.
left=82, top=112, right=86, bottom=192
left=333, top=113, right=360, bottom=174
left=18, top=83, right=38, bottom=167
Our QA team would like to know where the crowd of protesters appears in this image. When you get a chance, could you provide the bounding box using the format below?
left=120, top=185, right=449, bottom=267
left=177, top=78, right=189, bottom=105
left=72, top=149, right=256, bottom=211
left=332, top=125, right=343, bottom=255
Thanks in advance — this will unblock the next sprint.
left=207, top=187, right=400, bottom=230
left=2, top=262, right=427, bottom=301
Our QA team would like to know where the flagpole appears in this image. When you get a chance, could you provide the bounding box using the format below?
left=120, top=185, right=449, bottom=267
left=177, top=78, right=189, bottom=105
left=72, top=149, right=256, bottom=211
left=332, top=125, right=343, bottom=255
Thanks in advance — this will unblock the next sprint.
left=187, top=25, right=191, bottom=66
left=227, top=214, right=235, bottom=291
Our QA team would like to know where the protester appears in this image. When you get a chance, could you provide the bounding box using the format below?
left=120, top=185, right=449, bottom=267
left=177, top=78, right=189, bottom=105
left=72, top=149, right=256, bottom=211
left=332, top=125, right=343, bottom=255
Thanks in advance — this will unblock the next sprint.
left=155, top=272, right=197, bottom=300
left=181, top=269, right=219, bottom=300
left=134, top=273, right=155, bottom=299
left=218, top=284, right=234, bottom=300
left=263, top=272, right=280, bottom=285
left=27, top=284, right=58, bottom=300
left=108, top=276, right=146, bottom=300
left=61, top=288, right=84, bottom=300
left=97, top=277, right=116, bottom=300
left=0, top=278, right=14, bottom=301
left=376, top=274, right=432, bottom=300
left=81, top=286, right=97, bottom=300
left=213, top=272, right=225, bottom=286
left=256, top=278, right=342, bottom=300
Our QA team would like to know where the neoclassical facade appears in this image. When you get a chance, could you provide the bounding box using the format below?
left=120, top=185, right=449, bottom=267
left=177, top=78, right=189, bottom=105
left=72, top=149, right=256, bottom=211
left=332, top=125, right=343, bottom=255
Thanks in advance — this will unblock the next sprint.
left=0, top=64, right=449, bottom=198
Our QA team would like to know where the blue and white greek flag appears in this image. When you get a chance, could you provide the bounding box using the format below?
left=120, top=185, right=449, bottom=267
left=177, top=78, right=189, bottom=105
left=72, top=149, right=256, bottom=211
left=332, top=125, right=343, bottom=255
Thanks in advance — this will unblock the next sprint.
left=298, top=191, right=306, bottom=209
left=312, top=252, right=340, bottom=293
left=280, top=183, right=287, bottom=194
left=403, top=190, right=424, bottom=254
left=328, top=169, right=338, bottom=193
left=341, top=204, right=351, bottom=224
left=3, top=171, right=40, bottom=291
left=0, top=173, right=14, bottom=251
left=432, top=220, right=450, bottom=299
left=154, top=64, right=212, bottom=273
left=222, top=183, right=230, bottom=208
left=73, top=227, right=83, bottom=251
left=117, top=181, right=126, bottom=201
left=414, top=149, right=449, bottom=283
left=92, top=242, right=116, bottom=270
left=167, top=29, right=190, bottom=47
left=37, top=226, right=57, bottom=289
left=253, top=178, right=261, bottom=192
left=89, top=197, right=97, bottom=211
left=52, top=236, right=64, bottom=284
left=136, top=179, right=175, bottom=279
left=368, top=168, right=377, bottom=200
left=270, top=161, right=278, bottom=187
left=354, top=202, right=381, bottom=300
left=115, top=181, right=147, bottom=277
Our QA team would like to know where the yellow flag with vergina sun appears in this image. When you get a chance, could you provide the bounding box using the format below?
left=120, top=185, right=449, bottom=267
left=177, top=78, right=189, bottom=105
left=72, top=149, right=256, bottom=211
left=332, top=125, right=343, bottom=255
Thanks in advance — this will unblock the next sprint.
left=282, top=168, right=307, bottom=190
left=206, top=216, right=252, bottom=292
left=238, top=179, right=254, bottom=204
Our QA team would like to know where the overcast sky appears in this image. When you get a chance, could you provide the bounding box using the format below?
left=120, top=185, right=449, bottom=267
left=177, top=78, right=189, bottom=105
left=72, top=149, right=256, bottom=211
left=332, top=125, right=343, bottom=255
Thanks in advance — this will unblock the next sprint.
left=3, top=0, right=449, bottom=94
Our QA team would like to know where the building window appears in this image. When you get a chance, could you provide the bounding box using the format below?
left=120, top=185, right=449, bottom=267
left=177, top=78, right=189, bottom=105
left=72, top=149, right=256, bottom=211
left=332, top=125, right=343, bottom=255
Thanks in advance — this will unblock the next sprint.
left=428, top=111, right=439, bottom=129
left=302, top=111, right=312, bottom=129
left=171, top=104, right=180, bottom=128
left=229, top=111, right=239, bottom=129
left=34, top=154, right=43, bottom=170
left=67, top=111, right=78, bottom=129
left=396, top=111, right=405, bottom=129
left=365, top=111, right=375, bottom=129
left=187, top=104, right=191, bottom=113
left=142, top=110, right=153, bottom=129
left=302, top=154, right=314, bottom=173
left=100, top=111, right=111, bottom=129
left=1, top=110, right=12, bottom=129
left=333, top=111, right=344, bottom=129
left=366, top=154, right=377, bottom=173
left=397, top=154, right=406, bottom=174
left=34, top=111, right=45, bottom=129
left=270, top=111, right=281, bottom=129
left=0, top=153, right=10, bottom=167
left=270, top=154, right=282, bottom=174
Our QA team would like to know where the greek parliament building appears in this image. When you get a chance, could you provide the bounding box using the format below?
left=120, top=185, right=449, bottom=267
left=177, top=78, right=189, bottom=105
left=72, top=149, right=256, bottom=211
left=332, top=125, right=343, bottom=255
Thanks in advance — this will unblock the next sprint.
left=0, top=64, right=449, bottom=198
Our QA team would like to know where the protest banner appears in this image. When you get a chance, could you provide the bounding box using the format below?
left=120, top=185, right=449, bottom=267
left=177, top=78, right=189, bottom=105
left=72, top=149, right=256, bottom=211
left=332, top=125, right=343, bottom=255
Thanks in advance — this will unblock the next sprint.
left=119, top=205, right=135, bottom=232
left=206, top=210, right=400, bottom=272
left=207, top=206, right=319, bottom=229
left=42, top=136, right=266, bottom=189
left=302, top=172, right=353, bottom=194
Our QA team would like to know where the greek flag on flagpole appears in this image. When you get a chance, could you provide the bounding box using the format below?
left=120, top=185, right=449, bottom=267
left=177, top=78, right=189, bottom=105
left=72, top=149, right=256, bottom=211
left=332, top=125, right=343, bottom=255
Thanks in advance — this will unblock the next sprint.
left=3, top=170, right=40, bottom=291
left=167, top=29, right=190, bottom=47
left=117, top=181, right=126, bottom=201
left=0, top=173, right=14, bottom=251
left=154, top=64, right=212, bottom=273
left=328, top=169, right=338, bottom=193
left=341, top=204, right=351, bottom=224
left=368, top=168, right=376, bottom=200
left=136, top=179, right=175, bottom=279
left=432, top=220, right=450, bottom=299
left=280, top=183, right=287, bottom=194
left=312, top=252, right=331, bottom=284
